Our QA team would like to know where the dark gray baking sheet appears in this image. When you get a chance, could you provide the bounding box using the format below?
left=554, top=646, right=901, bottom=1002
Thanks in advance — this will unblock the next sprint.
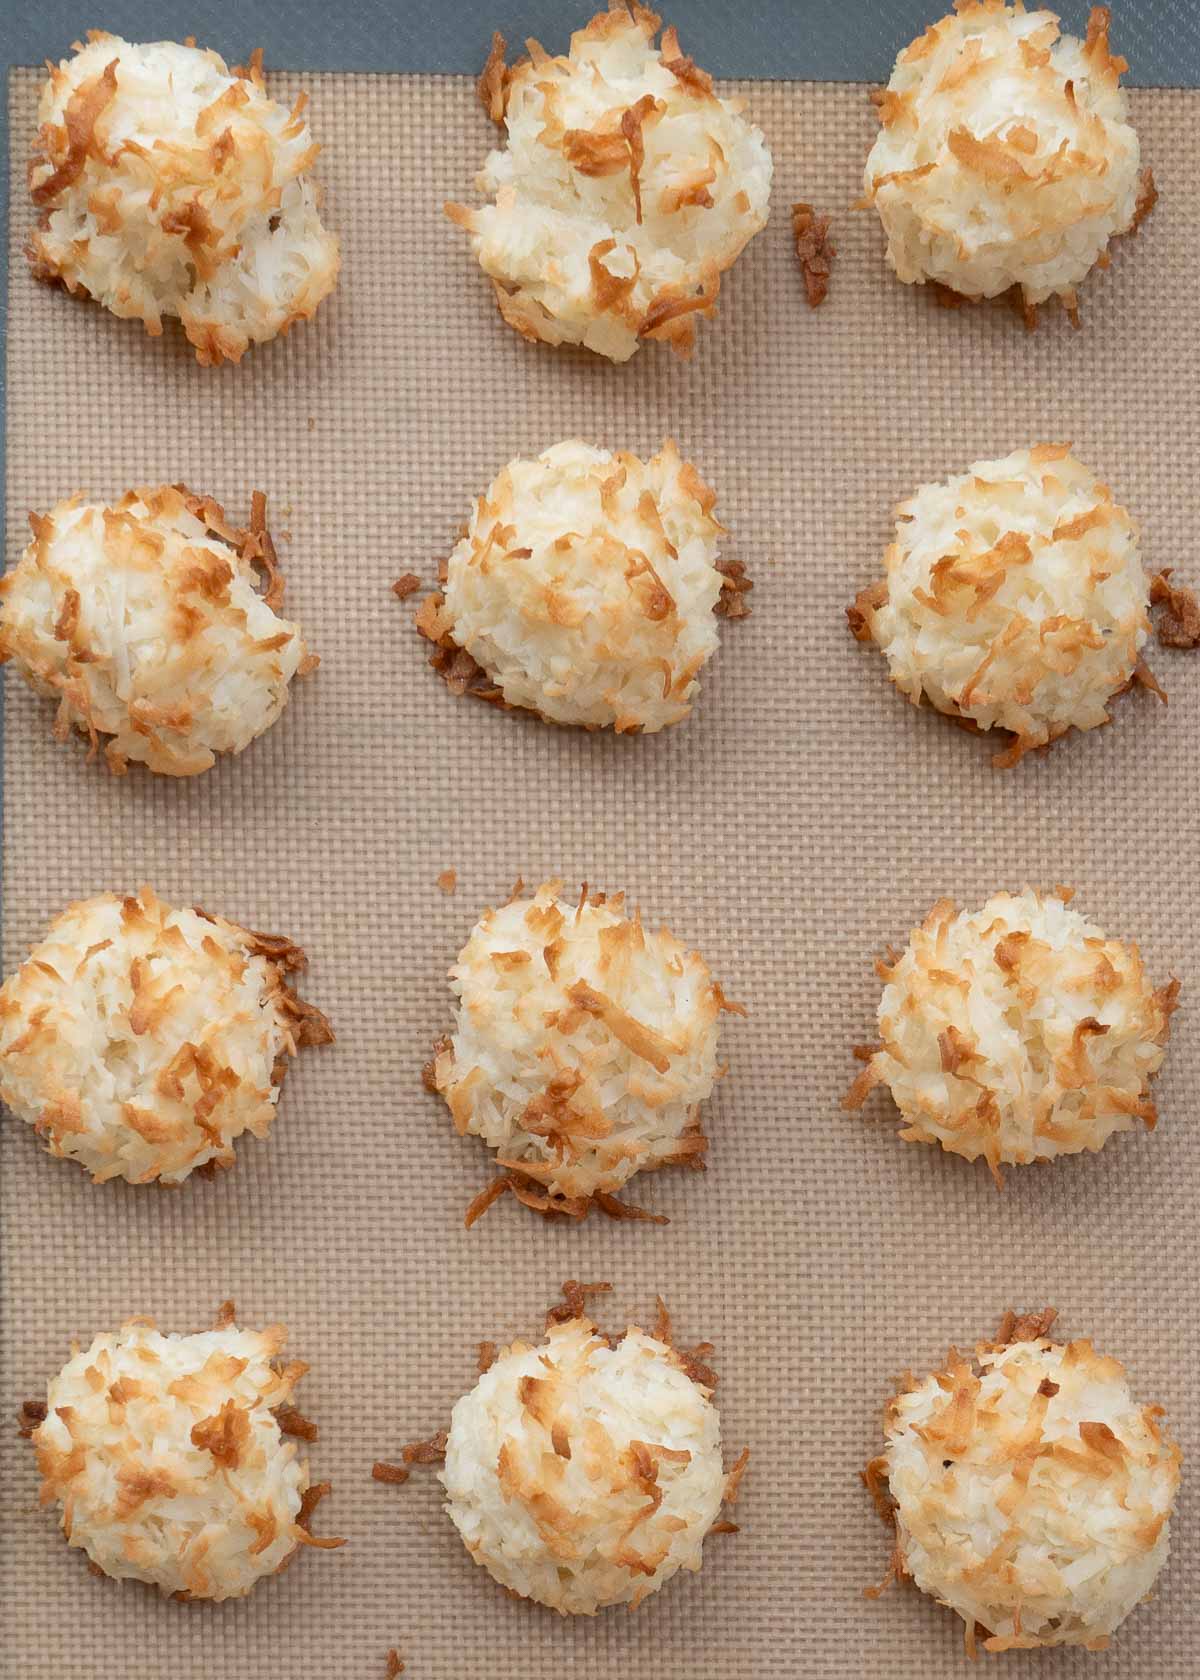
left=3, top=0, right=1199, bottom=83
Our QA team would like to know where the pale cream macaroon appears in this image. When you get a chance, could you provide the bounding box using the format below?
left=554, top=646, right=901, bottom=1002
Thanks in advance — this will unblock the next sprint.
left=412, top=440, right=750, bottom=732
left=846, top=888, right=1178, bottom=1185
left=849, top=445, right=1157, bottom=767
left=426, top=880, right=744, bottom=1224
left=863, top=4, right=1154, bottom=325
left=865, top=1309, right=1181, bottom=1655
left=27, top=34, right=339, bottom=363
left=0, top=485, right=316, bottom=776
left=447, top=4, right=772, bottom=360
left=376, top=1284, right=747, bottom=1614
left=0, top=885, right=334, bottom=1185
left=27, top=1310, right=343, bottom=1600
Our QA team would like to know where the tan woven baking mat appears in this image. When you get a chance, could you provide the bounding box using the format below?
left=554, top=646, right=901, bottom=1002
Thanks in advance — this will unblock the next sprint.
left=2, top=67, right=1198, bottom=1679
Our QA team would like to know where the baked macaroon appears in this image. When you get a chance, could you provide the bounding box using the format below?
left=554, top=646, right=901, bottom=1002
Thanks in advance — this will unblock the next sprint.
left=863, top=4, right=1153, bottom=324
left=848, top=445, right=1156, bottom=766
left=0, top=485, right=316, bottom=776
left=28, top=34, right=339, bottom=363
left=378, top=1284, right=747, bottom=1614
left=426, top=880, right=744, bottom=1223
left=865, top=1309, right=1181, bottom=1654
left=845, top=888, right=1178, bottom=1185
left=28, top=1310, right=343, bottom=1599
left=412, top=440, right=749, bottom=731
left=447, top=4, right=772, bottom=360
left=0, top=885, right=333, bottom=1185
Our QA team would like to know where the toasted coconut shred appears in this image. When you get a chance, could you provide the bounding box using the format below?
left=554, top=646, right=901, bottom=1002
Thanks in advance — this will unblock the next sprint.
left=418, top=440, right=735, bottom=732
left=27, top=34, right=339, bottom=363
left=0, top=485, right=314, bottom=776
left=864, top=4, right=1147, bottom=322
left=849, top=446, right=1153, bottom=765
left=867, top=1314, right=1180, bottom=1652
left=447, top=4, right=772, bottom=361
left=0, top=885, right=333, bottom=1185
left=430, top=880, right=741, bottom=1219
left=31, top=1317, right=344, bottom=1600
left=846, top=889, right=1178, bottom=1186
left=439, top=1301, right=743, bottom=1613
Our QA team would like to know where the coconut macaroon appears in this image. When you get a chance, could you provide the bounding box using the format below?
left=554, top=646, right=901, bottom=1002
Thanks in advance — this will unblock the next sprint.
left=846, top=888, right=1178, bottom=1186
left=0, top=886, right=333, bottom=1185
left=849, top=446, right=1156, bottom=766
left=28, top=1311, right=343, bottom=1599
left=377, top=1284, right=746, bottom=1614
left=864, top=4, right=1153, bottom=324
left=27, top=34, right=339, bottom=363
left=427, top=881, right=743, bottom=1223
left=0, top=485, right=315, bottom=776
left=865, top=1309, right=1181, bottom=1654
left=447, top=5, right=772, bottom=360
left=413, top=440, right=748, bottom=732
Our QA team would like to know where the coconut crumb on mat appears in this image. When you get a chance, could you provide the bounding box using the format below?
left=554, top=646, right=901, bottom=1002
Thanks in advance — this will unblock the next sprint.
left=791, top=203, right=835, bottom=307
left=1151, top=570, right=1200, bottom=648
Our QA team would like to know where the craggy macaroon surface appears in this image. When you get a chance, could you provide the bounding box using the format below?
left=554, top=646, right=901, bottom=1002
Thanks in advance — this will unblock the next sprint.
left=2, top=62, right=1199, bottom=1680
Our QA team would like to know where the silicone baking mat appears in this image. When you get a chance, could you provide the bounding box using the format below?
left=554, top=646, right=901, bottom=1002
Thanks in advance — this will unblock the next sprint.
left=2, top=64, right=1198, bottom=1680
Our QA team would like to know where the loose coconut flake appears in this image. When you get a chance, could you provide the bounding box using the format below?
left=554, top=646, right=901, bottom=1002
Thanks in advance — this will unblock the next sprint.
left=0, top=885, right=333, bottom=1185
left=864, top=5, right=1149, bottom=324
left=28, top=35, right=339, bottom=362
left=31, top=1316, right=344, bottom=1600
left=0, top=485, right=315, bottom=776
left=846, top=888, right=1178, bottom=1185
left=447, top=5, right=772, bottom=361
left=865, top=1311, right=1180, bottom=1653
left=429, top=880, right=742, bottom=1221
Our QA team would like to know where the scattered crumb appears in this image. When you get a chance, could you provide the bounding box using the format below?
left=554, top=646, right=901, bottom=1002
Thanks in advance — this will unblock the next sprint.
left=371, top=1461, right=410, bottom=1485
left=1151, top=570, right=1200, bottom=649
left=307, top=416, right=315, bottom=432
left=437, top=868, right=457, bottom=896
left=791, top=202, right=835, bottom=308
left=392, top=573, right=422, bottom=600
left=385, top=1649, right=405, bottom=1678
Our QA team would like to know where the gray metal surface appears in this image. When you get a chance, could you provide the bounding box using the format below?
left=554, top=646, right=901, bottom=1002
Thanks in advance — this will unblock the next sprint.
left=4, top=0, right=1199, bottom=84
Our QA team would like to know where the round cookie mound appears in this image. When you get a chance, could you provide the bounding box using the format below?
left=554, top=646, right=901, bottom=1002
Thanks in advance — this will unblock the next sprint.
left=0, top=886, right=333, bottom=1185
left=427, top=440, right=728, bottom=732
left=850, top=446, right=1151, bottom=765
left=31, top=1317, right=339, bottom=1600
left=450, top=5, right=772, bottom=361
left=871, top=1315, right=1180, bottom=1653
left=28, top=34, right=339, bottom=363
left=847, top=889, right=1177, bottom=1184
left=441, top=1313, right=730, bottom=1613
left=864, top=4, right=1145, bottom=318
left=0, top=486, right=315, bottom=776
left=431, top=881, right=740, bottom=1215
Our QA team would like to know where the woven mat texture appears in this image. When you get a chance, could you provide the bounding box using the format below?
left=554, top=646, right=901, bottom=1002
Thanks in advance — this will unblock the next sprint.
left=2, top=67, right=1198, bottom=1679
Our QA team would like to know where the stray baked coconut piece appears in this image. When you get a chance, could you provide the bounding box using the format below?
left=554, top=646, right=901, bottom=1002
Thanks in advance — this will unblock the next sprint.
left=0, top=485, right=316, bottom=776
left=30, top=1312, right=343, bottom=1600
left=448, top=5, right=772, bottom=360
left=864, top=4, right=1153, bottom=324
left=845, top=888, right=1178, bottom=1186
left=848, top=445, right=1157, bottom=767
left=413, top=440, right=748, bottom=732
left=427, top=880, right=744, bottom=1223
left=28, top=34, right=339, bottom=363
left=865, top=1308, right=1180, bottom=1654
left=381, top=1284, right=746, bottom=1614
left=0, top=885, right=334, bottom=1185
